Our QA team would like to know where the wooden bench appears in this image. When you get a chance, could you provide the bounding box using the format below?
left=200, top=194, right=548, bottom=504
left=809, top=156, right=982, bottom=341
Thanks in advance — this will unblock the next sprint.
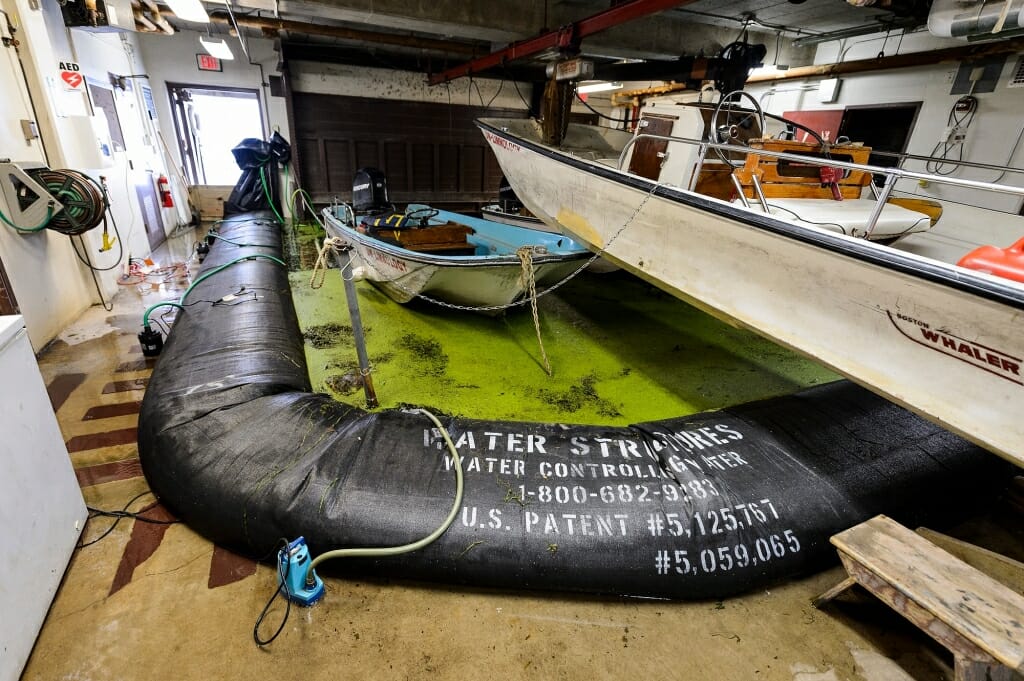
left=814, top=515, right=1024, bottom=681
left=361, top=221, right=476, bottom=255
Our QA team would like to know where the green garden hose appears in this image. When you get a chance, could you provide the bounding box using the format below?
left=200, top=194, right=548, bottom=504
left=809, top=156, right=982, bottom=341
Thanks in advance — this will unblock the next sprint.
left=305, top=408, right=464, bottom=584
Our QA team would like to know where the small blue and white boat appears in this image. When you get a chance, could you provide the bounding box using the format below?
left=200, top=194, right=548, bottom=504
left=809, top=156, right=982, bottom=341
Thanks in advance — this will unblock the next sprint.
left=322, top=199, right=590, bottom=312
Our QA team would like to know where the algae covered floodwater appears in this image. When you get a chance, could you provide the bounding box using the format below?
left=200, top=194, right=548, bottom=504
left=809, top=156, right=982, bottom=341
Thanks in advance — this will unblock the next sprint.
left=288, top=234, right=838, bottom=425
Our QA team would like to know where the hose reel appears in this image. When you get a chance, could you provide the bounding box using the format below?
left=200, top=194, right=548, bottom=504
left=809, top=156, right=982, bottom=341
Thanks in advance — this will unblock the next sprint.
left=0, top=161, right=108, bottom=235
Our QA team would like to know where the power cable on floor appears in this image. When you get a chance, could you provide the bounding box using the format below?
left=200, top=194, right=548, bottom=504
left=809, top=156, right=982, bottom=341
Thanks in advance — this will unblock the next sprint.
left=253, top=538, right=292, bottom=646
left=76, top=491, right=179, bottom=549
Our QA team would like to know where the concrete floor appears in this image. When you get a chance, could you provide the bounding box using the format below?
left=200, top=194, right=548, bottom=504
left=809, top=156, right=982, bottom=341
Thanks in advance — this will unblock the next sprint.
left=21, top=225, right=1023, bottom=681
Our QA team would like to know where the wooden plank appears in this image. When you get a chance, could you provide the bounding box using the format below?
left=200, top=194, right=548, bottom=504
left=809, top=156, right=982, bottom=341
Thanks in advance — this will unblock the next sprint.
left=812, top=575, right=857, bottom=608
left=915, top=528, right=1024, bottom=596
left=739, top=184, right=863, bottom=200
left=838, top=552, right=1003, bottom=668
left=190, top=185, right=233, bottom=221
left=955, top=658, right=1016, bottom=681
left=832, top=515, right=1024, bottom=673
left=733, top=139, right=874, bottom=200
left=887, top=197, right=944, bottom=226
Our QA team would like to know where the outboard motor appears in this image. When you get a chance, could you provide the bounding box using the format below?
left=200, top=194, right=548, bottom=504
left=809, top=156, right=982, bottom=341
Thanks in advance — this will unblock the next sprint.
left=352, top=168, right=391, bottom=215
left=497, top=175, right=523, bottom=213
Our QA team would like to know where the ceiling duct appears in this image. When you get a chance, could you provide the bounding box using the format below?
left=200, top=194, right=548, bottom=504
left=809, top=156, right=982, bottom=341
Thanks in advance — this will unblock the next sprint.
left=928, top=0, right=1024, bottom=38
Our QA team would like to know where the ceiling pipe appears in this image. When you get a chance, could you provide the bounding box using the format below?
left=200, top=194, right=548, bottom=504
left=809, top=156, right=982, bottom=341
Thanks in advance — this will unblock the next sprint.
left=747, top=35, right=1024, bottom=82
left=134, top=0, right=174, bottom=34
left=133, top=8, right=159, bottom=32
left=427, top=0, right=702, bottom=85
left=174, top=10, right=485, bottom=56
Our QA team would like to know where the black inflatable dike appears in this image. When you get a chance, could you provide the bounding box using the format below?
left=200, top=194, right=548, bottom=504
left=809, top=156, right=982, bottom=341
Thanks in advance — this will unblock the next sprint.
left=139, top=213, right=1007, bottom=599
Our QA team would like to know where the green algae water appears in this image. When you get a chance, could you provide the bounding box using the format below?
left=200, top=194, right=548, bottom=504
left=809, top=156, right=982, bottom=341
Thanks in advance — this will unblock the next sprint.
left=288, top=233, right=838, bottom=425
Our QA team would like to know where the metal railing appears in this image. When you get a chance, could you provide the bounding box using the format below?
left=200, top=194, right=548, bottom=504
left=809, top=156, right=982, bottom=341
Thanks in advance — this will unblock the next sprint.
left=615, top=133, right=1024, bottom=239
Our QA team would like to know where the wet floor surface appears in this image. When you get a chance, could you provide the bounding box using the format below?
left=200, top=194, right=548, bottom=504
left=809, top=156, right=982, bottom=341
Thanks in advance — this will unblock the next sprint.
left=21, top=220, right=1024, bottom=681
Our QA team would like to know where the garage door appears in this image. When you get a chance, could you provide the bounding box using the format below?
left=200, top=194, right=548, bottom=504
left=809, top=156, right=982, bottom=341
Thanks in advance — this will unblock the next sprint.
left=292, top=92, right=527, bottom=207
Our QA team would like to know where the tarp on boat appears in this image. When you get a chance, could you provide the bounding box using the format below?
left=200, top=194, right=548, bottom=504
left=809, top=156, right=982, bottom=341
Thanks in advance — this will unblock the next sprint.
left=138, top=213, right=1008, bottom=599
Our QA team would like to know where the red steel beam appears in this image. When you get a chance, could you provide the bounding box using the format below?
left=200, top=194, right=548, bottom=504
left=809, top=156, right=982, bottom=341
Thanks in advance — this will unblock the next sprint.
left=427, top=0, right=698, bottom=85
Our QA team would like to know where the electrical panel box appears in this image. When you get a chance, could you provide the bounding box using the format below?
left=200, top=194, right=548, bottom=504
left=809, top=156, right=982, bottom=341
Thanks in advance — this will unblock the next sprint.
left=60, top=0, right=136, bottom=32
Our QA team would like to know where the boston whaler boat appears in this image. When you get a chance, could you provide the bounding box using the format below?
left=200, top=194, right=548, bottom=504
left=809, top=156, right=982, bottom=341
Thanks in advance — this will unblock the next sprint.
left=479, top=91, right=1024, bottom=467
left=322, top=168, right=591, bottom=311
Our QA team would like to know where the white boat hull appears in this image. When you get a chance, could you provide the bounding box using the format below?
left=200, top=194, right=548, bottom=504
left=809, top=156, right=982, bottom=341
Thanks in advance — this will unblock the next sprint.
left=323, top=207, right=588, bottom=312
left=480, top=119, right=1024, bottom=468
left=345, top=236, right=582, bottom=309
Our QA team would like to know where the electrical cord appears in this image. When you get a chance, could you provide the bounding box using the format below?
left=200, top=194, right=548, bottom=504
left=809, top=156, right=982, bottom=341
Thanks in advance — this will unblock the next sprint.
left=926, top=95, right=977, bottom=176
left=574, top=92, right=622, bottom=124
left=76, top=491, right=178, bottom=549
left=78, top=241, right=114, bottom=312
left=504, top=65, right=533, bottom=114
left=248, top=409, right=465, bottom=646
left=181, top=254, right=286, bottom=303
left=485, top=78, right=505, bottom=109
left=142, top=301, right=186, bottom=327
left=140, top=254, right=286, bottom=329
left=206, top=231, right=276, bottom=248
left=764, top=201, right=929, bottom=239
left=253, top=538, right=292, bottom=647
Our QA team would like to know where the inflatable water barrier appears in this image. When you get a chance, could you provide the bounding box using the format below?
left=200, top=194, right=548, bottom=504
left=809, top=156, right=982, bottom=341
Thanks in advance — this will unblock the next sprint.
left=138, top=213, right=1008, bottom=599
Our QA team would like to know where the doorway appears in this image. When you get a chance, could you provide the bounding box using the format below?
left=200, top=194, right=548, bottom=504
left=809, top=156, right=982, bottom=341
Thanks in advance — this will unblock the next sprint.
left=167, top=84, right=264, bottom=185
left=838, top=103, right=921, bottom=185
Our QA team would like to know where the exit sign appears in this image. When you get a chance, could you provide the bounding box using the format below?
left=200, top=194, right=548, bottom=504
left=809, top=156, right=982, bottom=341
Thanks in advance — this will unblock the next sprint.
left=197, top=54, right=222, bottom=72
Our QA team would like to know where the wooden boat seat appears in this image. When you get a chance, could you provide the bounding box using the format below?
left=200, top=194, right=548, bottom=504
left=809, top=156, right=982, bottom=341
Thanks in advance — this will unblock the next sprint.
left=733, top=139, right=874, bottom=200
left=369, top=222, right=476, bottom=255
left=815, top=515, right=1024, bottom=681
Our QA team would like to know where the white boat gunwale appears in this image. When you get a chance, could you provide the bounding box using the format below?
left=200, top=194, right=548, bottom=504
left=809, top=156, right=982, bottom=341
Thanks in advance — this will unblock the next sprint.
left=475, top=118, right=1024, bottom=311
left=322, top=206, right=591, bottom=269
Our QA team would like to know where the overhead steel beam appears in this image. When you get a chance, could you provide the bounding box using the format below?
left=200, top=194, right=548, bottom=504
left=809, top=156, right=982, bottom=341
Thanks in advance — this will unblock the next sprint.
left=747, top=36, right=1024, bottom=83
left=427, top=0, right=700, bottom=85
left=184, top=10, right=486, bottom=56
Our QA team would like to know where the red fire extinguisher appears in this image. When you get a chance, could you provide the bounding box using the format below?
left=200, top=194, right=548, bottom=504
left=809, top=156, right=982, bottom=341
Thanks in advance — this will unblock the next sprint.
left=157, top=174, right=174, bottom=208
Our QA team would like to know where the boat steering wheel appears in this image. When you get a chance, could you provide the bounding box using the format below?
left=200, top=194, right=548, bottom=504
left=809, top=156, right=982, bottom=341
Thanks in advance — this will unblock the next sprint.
left=405, top=207, right=439, bottom=227
left=710, top=90, right=767, bottom=168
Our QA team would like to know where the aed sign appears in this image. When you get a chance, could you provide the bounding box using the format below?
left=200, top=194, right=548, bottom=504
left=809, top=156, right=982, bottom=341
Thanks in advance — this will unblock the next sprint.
left=58, top=61, right=83, bottom=90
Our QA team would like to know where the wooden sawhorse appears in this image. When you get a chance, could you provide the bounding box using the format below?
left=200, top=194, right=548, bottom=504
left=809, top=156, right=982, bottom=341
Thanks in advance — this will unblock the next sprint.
left=814, top=515, right=1024, bottom=681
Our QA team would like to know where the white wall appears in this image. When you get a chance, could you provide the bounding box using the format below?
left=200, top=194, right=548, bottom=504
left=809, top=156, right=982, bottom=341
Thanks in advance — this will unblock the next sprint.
left=0, top=0, right=95, bottom=350
left=138, top=29, right=289, bottom=176
left=67, top=28, right=180, bottom=297
left=290, top=60, right=530, bottom=111
left=746, top=31, right=1024, bottom=216
left=0, top=0, right=180, bottom=350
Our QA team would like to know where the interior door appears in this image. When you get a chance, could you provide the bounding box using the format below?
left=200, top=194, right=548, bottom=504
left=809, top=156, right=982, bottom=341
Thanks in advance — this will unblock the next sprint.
left=136, top=172, right=166, bottom=251
left=169, top=86, right=201, bottom=184
left=628, top=114, right=677, bottom=180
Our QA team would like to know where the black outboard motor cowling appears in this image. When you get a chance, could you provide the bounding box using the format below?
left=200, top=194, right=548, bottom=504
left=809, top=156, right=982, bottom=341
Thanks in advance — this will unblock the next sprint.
left=353, top=168, right=391, bottom=215
left=497, top=175, right=523, bottom=213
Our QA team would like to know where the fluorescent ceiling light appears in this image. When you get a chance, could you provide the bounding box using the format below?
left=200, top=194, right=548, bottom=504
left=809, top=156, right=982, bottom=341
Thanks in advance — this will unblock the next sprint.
left=199, top=36, right=234, bottom=60
left=166, top=0, right=210, bottom=23
left=577, top=81, right=623, bottom=94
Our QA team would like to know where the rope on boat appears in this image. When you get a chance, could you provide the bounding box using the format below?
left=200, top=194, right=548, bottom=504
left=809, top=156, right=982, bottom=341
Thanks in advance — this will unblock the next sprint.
left=309, top=237, right=346, bottom=289
left=517, top=246, right=552, bottom=376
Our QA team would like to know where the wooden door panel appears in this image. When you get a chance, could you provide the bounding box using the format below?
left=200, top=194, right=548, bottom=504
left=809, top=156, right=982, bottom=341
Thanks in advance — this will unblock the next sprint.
left=629, top=114, right=676, bottom=180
